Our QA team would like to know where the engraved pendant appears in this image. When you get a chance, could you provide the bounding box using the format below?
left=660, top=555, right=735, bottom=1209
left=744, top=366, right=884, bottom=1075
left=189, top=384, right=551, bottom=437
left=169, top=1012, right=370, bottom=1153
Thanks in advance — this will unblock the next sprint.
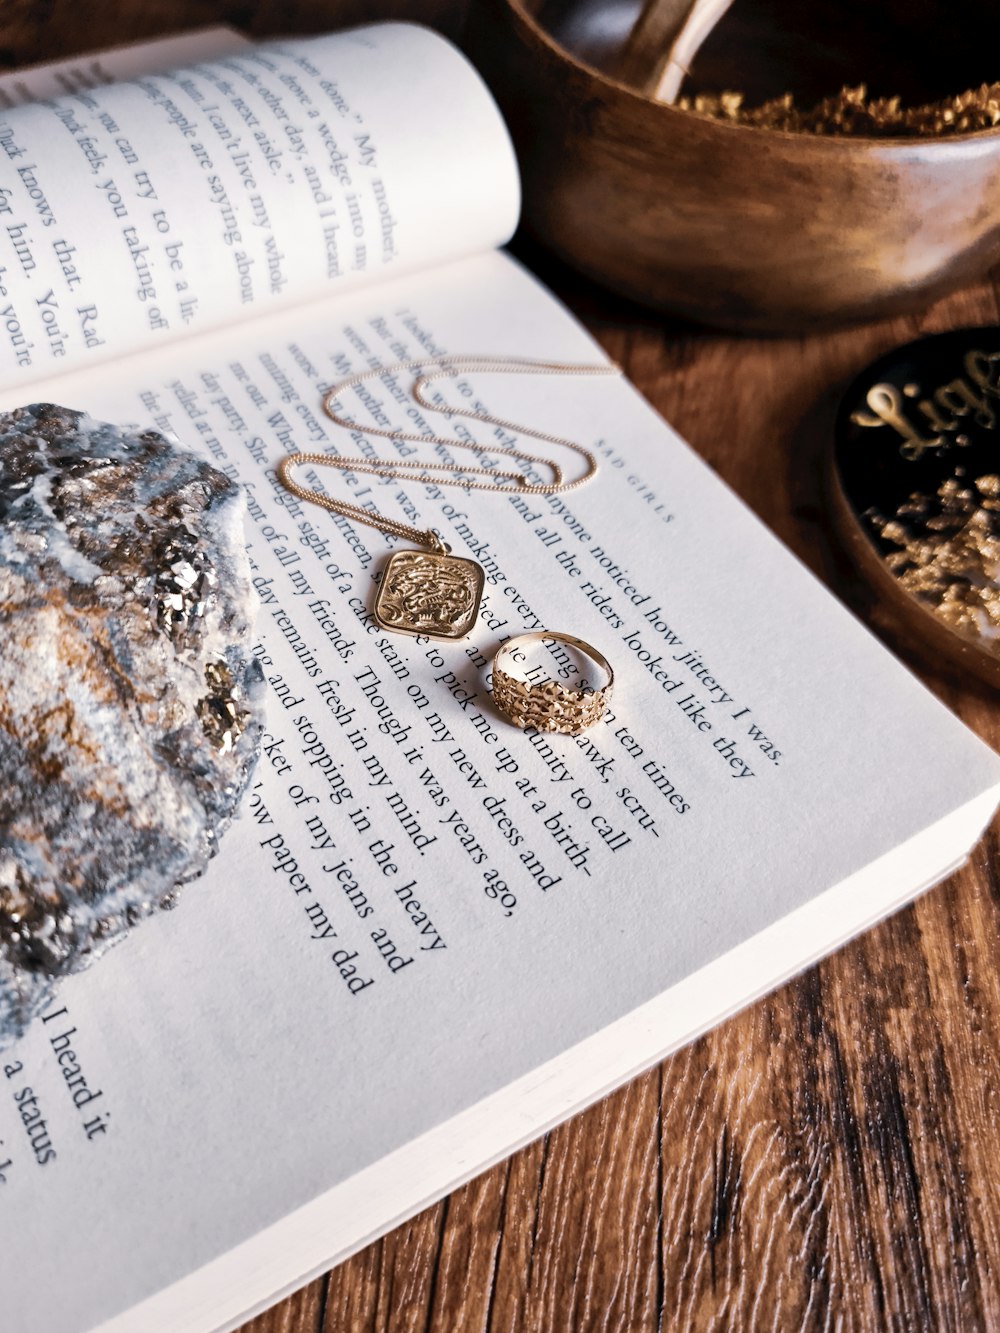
left=373, top=548, right=485, bottom=640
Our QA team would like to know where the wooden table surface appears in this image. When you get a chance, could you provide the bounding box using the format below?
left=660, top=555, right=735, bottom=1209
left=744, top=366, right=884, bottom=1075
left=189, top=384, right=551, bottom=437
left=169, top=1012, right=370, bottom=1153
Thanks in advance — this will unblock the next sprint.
left=6, top=3, right=1000, bottom=1329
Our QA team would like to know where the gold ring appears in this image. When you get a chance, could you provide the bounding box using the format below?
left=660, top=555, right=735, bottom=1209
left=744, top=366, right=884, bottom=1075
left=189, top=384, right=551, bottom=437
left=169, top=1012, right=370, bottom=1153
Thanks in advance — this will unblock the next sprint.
left=491, top=632, right=614, bottom=735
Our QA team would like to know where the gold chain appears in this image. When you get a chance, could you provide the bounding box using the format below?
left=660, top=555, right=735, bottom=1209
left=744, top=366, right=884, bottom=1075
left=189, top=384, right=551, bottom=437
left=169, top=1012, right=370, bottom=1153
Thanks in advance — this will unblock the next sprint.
left=276, top=356, right=621, bottom=553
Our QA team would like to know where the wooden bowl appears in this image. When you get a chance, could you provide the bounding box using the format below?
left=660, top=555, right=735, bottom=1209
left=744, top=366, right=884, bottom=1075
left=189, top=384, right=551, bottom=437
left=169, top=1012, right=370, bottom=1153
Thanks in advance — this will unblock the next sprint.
left=467, top=0, right=1000, bottom=332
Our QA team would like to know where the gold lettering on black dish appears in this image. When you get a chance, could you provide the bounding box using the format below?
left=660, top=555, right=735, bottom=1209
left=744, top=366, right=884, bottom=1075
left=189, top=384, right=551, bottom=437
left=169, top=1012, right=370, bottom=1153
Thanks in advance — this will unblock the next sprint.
left=850, top=347, right=1000, bottom=459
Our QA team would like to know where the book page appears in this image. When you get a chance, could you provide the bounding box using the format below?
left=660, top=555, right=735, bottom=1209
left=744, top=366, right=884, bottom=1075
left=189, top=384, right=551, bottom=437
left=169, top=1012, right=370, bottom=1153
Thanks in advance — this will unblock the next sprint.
left=0, top=252, right=998, bottom=1333
left=0, top=23, right=518, bottom=389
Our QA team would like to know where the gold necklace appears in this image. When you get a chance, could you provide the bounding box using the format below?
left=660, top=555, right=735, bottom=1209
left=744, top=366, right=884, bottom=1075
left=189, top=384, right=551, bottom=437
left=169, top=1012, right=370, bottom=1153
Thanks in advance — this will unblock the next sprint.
left=277, top=356, right=620, bottom=641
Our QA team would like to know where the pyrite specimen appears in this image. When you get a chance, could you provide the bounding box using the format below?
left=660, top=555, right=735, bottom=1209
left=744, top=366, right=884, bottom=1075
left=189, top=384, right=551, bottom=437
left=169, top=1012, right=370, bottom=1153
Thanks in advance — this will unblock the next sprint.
left=0, top=404, right=264, bottom=1047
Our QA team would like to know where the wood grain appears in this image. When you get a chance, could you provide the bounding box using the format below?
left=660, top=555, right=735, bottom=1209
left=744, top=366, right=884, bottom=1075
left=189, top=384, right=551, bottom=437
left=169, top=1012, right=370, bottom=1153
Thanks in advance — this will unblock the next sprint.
left=5, top=5, right=1000, bottom=1330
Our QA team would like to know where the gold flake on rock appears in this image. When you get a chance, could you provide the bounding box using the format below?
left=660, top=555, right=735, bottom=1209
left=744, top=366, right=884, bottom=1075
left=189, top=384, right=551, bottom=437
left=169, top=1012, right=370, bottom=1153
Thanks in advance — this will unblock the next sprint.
left=197, top=660, right=251, bottom=752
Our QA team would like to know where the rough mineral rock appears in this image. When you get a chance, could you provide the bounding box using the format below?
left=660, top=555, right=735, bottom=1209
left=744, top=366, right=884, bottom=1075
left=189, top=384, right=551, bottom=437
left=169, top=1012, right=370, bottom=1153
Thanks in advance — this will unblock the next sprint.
left=0, top=404, right=264, bottom=1048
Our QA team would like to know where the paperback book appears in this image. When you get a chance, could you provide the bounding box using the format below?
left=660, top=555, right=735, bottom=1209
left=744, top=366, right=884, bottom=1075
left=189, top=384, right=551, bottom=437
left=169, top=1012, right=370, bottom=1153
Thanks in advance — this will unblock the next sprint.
left=0, top=23, right=998, bottom=1333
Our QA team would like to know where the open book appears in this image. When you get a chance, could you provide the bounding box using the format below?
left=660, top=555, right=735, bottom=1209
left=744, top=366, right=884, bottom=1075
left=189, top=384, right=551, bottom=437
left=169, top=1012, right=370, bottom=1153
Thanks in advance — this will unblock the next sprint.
left=1, top=24, right=999, bottom=1333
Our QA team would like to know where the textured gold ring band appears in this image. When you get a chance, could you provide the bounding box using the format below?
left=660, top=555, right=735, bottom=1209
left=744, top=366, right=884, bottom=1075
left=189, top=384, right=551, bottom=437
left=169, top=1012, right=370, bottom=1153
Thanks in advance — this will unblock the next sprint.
left=492, top=632, right=614, bottom=735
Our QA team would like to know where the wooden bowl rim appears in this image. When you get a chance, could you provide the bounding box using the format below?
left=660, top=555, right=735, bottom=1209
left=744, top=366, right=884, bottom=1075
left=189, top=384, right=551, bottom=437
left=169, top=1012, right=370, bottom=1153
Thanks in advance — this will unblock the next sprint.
left=501, top=0, right=1000, bottom=153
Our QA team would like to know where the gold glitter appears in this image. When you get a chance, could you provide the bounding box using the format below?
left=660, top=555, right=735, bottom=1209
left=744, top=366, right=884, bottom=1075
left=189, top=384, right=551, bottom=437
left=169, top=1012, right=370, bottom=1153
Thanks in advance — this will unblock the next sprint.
left=866, top=475, right=1000, bottom=647
left=675, top=83, right=1000, bottom=137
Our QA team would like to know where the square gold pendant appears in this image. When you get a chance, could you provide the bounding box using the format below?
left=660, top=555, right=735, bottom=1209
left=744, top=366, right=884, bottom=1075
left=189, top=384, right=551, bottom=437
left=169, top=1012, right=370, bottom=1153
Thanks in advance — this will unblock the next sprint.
left=373, top=549, right=485, bottom=640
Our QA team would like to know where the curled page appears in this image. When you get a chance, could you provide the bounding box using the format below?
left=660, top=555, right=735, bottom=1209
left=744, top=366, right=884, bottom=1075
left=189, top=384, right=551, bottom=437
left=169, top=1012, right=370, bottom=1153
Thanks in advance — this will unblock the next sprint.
left=0, top=23, right=520, bottom=387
